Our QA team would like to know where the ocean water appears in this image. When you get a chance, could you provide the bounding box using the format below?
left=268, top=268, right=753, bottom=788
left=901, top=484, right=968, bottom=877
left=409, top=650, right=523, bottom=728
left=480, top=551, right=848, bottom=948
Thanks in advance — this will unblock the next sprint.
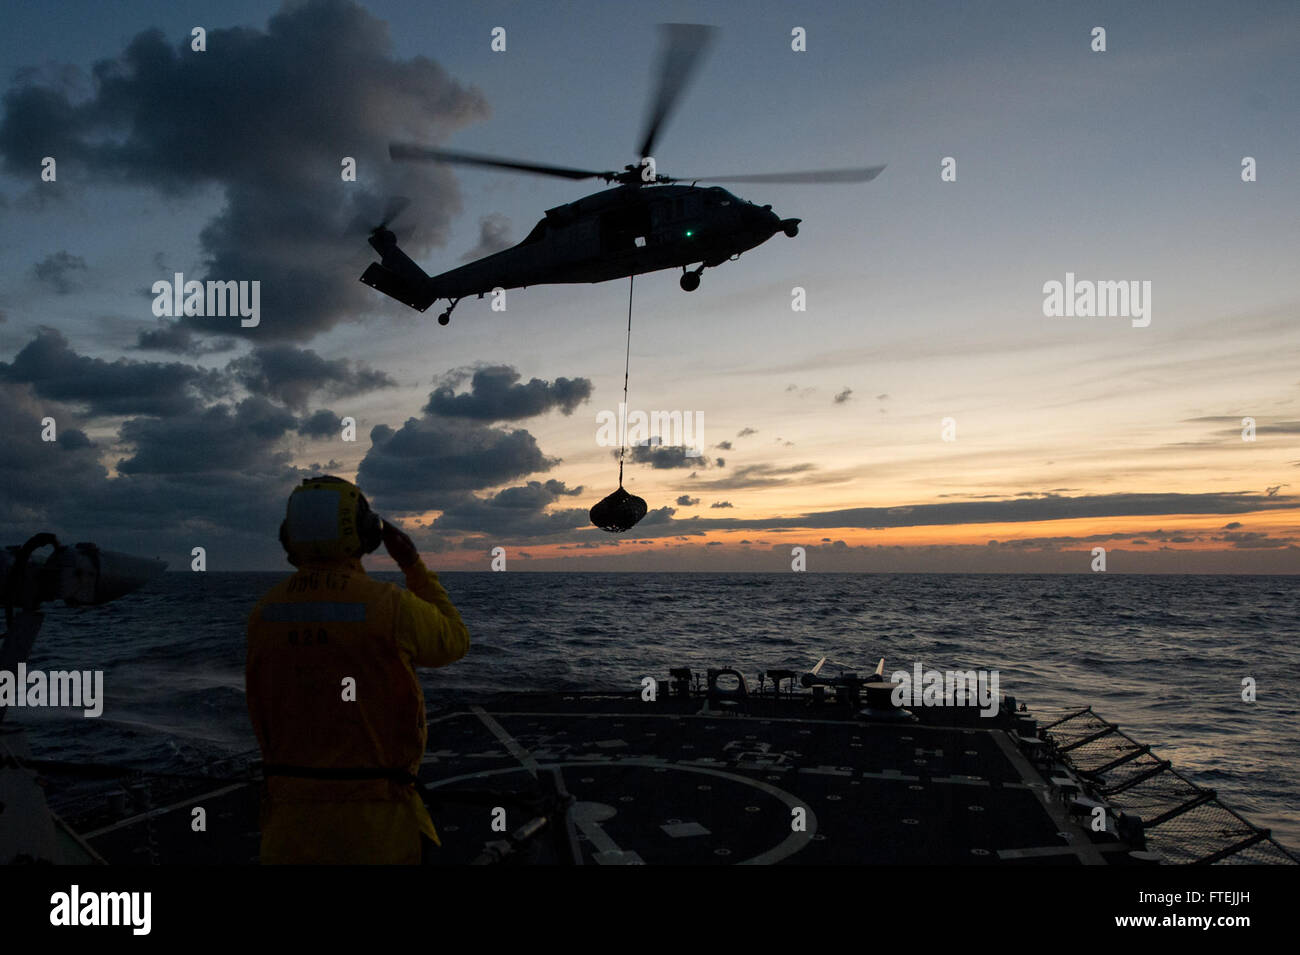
left=13, top=572, right=1300, bottom=851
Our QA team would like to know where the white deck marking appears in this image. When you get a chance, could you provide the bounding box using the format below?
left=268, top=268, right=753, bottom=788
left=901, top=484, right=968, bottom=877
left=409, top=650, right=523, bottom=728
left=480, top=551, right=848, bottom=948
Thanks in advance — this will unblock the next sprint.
left=470, top=705, right=540, bottom=777
left=991, top=729, right=1107, bottom=865
left=82, top=783, right=246, bottom=839
left=424, top=759, right=818, bottom=865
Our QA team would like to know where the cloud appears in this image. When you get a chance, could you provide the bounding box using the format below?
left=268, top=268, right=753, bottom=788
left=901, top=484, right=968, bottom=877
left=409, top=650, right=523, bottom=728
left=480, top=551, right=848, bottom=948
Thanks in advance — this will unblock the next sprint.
left=116, top=395, right=297, bottom=475
left=460, top=213, right=512, bottom=261
left=359, top=365, right=595, bottom=532
left=715, top=440, right=732, bottom=450
left=430, top=480, right=588, bottom=536
left=711, top=500, right=733, bottom=508
left=424, top=365, right=591, bottom=420
left=135, top=320, right=238, bottom=356
left=31, top=251, right=87, bottom=294
left=834, top=387, right=853, bottom=404
left=625, top=443, right=714, bottom=469
left=0, top=377, right=298, bottom=566
left=676, top=494, right=699, bottom=506
left=229, top=343, right=397, bottom=410
left=737, top=427, right=757, bottom=437
left=614, top=491, right=1299, bottom=537
left=687, top=462, right=817, bottom=491
left=1213, top=529, right=1296, bottom=549
left=359, top=415, right=558, bottom=512
left=0, top=327, right=225, bottom=417
left=0, top=0, right=489, bottom=341
left=297, top=409, right=340, bottom=438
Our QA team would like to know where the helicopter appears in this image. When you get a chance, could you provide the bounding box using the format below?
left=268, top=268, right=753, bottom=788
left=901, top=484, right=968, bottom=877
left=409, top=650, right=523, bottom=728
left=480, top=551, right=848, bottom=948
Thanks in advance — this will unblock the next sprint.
left=360, top=24, right=885, bottom=325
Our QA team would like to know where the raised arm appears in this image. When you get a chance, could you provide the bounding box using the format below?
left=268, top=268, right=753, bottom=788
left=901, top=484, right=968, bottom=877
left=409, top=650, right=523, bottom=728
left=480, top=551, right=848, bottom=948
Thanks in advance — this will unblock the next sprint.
left=384, top=521, right=469, bottom=667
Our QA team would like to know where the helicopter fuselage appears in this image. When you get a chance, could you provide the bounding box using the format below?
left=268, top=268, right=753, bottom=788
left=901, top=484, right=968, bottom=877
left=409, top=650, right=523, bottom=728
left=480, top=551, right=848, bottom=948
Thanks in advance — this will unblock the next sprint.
left=360, top=183, right=799, bottom=315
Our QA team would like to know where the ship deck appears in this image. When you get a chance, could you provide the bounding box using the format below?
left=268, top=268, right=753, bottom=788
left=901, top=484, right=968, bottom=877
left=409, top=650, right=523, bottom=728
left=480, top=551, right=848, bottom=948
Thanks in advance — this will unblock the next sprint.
left=62, top=688, right=1143, bottom=865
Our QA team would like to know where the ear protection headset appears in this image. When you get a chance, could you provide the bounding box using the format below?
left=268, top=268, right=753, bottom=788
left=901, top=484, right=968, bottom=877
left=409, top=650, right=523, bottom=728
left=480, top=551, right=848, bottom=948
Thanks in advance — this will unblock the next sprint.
left=278, top=476, right=383, bottom=563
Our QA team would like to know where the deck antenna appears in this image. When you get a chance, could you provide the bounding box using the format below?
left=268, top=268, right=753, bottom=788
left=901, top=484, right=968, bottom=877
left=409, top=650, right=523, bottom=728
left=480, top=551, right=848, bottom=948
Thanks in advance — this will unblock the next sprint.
left=589, top=276, right=648, bottom=532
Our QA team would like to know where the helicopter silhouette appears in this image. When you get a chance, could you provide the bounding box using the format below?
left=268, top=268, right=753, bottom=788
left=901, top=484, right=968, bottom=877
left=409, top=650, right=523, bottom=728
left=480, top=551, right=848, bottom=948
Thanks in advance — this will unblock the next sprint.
left=360, top=24, right=885, bottom=325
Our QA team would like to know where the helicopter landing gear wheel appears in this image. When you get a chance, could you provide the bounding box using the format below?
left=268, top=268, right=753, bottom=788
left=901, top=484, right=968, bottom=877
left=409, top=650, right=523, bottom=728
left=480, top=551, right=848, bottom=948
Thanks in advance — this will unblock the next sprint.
left=680, top=270, right=701, bottom=292
left=436, top=297, right=461, bottom=326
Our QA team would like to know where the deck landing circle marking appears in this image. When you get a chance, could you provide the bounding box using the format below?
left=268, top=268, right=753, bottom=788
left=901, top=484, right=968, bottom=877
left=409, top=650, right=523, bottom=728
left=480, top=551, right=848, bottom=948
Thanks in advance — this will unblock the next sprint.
left=425, top=759, right=818, bottom=864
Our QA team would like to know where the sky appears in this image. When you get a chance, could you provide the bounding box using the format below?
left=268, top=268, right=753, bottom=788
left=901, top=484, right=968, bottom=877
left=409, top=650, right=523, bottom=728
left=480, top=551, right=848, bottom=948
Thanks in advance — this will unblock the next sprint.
left=0, top=0, right=1297, bottom=572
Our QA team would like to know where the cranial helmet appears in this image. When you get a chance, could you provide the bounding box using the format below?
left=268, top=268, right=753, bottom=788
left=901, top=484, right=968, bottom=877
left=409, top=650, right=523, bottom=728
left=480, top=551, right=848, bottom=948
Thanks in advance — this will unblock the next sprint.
left=279, top=476, right=383, bottom=564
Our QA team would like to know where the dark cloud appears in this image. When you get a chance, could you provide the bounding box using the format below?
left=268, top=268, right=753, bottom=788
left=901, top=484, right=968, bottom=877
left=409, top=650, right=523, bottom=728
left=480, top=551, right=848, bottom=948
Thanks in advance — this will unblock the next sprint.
left=545, top=479, right=584, bottom=496
left=424, top=365, right=591, bottom=420
left=57, top=428, right=94, bottom=450
left=711, top=501, right=733, bottom=508
left=430, top=481, right=588, bottom=537
left=1214, top=530, right=1295, bottom=549
left=460, top=213, right=512, bottom=261
left=676, top=495, right=699, bottom=506
left=606, top=491, right=1298, bottom=537
left=0, top=0, right=489, bottom=341
left=116, top=395, right=296, bottom=475
left=297, top=409, right=340, bottom=438
left=626, top=442, right=712, bottom=469
left=229, top=343, right=397, bottom=410
left=640, top=506, right=676, bottom=525
left=0, top=327, right=225, bottom=416
left=0, top=379, right=296, bottom=567
left=737, top=427, right=757, bottom=437
left=715, top=440, right=732, bottom=451
left=359, top=416, right=558, bottom=512
left=31, top=251, right=87, bottom=294
left=834, top=387, right=853, bottom=404
left=135, top=320, right=238, bottom=356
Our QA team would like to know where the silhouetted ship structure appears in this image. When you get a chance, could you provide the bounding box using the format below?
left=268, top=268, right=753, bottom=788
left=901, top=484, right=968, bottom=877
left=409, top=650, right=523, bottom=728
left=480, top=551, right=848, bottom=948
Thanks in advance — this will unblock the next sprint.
left=11, top=663, right=1297, bottom=865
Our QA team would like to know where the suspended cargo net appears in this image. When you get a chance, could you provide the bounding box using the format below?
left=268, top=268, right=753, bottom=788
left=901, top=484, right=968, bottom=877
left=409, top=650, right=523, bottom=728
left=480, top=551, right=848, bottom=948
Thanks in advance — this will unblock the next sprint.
left=591, top=275, right=647, bottom=532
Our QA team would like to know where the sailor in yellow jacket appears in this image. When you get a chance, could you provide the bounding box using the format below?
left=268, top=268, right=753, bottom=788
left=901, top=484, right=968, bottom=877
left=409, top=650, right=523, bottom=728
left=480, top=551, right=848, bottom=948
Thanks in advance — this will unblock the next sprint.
left=246, top=476, right=469, bottom=864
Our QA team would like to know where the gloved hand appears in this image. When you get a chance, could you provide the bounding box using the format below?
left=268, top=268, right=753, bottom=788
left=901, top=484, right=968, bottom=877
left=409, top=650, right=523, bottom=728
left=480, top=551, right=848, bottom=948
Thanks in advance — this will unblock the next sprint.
left=381, top=521, right=421, bottom=569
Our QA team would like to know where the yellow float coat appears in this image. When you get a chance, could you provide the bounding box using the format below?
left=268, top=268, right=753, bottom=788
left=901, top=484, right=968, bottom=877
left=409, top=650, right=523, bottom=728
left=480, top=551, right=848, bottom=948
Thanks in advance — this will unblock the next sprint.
left=246, top=557, right=469, bottom=863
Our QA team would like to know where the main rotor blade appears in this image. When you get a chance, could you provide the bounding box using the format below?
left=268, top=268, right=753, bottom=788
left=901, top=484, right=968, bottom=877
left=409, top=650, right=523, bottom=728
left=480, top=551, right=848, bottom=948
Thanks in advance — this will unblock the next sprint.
left=389, top=143, right=612, bottom=181
left=637, top=23, right=717, bottom=161
left=346, top=195, right=410, bottom=236
left=377, top=195, right=410, bottom=230
left=683, top=165, right=887, bottom=184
